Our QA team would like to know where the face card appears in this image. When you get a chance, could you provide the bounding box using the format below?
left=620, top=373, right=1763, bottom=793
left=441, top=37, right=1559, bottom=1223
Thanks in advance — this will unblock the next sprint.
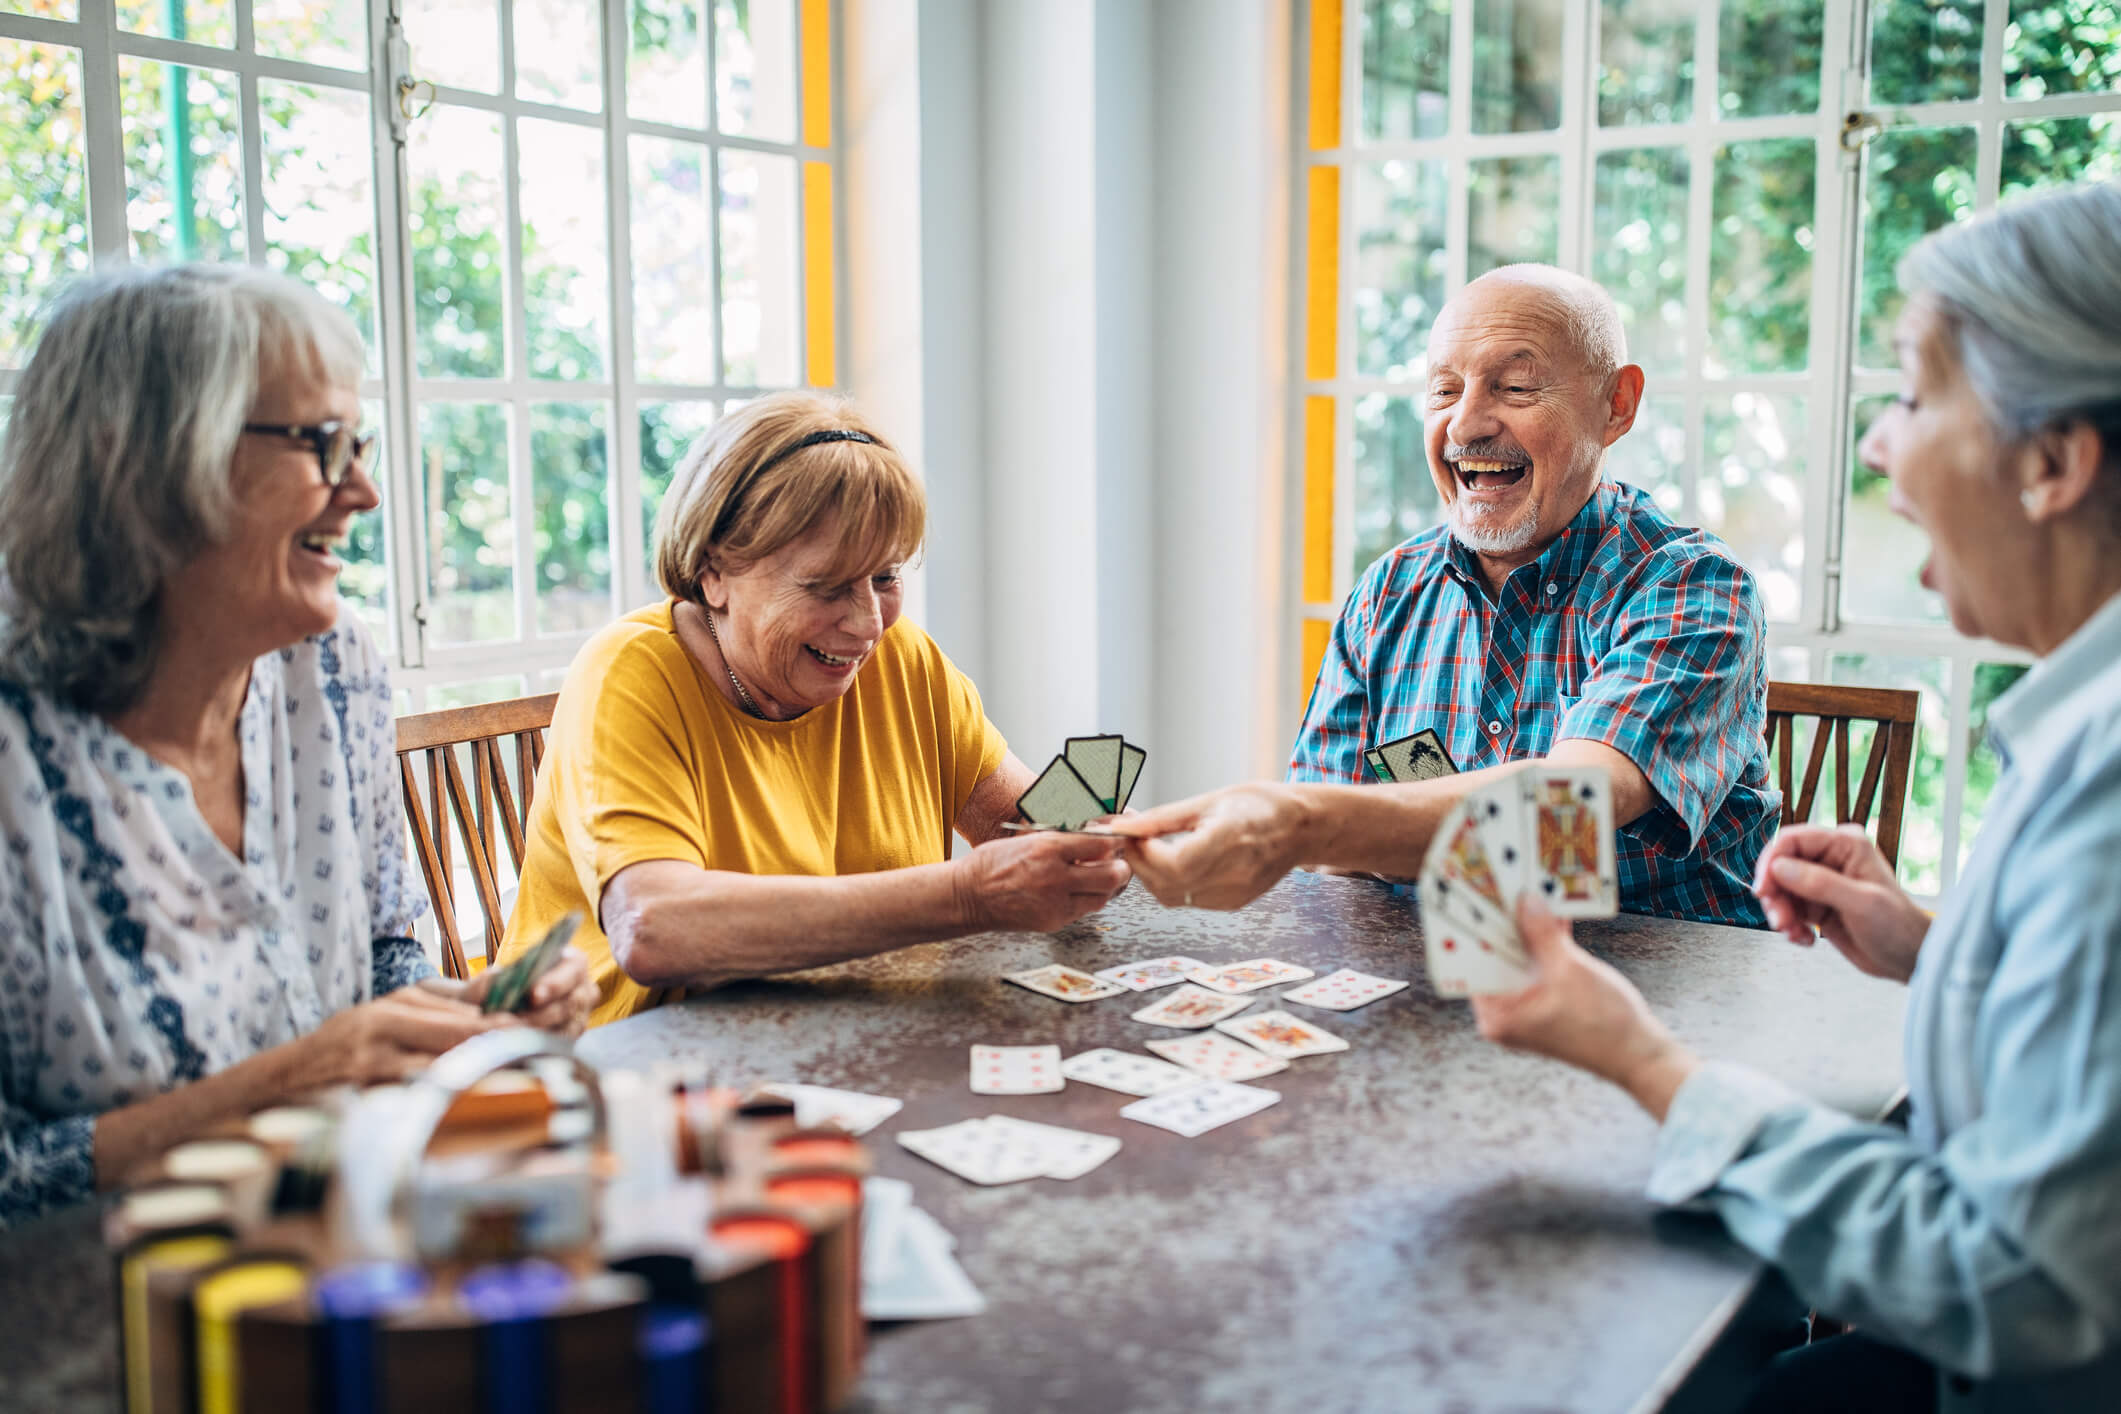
left=1146, top=1032, right=1290, bottom=1081
left=1064, top=735, right=1126, bottom=811
left=969, top=1043, right=1065, bottom=1095
left=1364, top=747, right=1394, bottom=783
left=1016, top=755, right=1111, bottom=830
left=1116, top=742, right=1147, bottom=811
left=1130, top=984, right=1255, bottom=1029
left=1419, top=802, right=1513, bottom=938
left=1465, top=779, right=1530, bottom=908
left=981, top=1115, right=1122, bottom=1180
left=1280, top=968, right=1410, bottom=1012
left=1520, top=767, right=1619, bottom=917
left=897, top=1118, right=1052, bottom=1185
left=1378, top=728, right=1459, bottom=783
left=1058, top=1048, right=1197, bottom=1097
left=1005, top=964, right=1129, bottom=1003
left=1185, top=958, right=1317, bottom=995
left=1092, top=956, right=1205, bottom=992
left=1214, top=1009, right=1349, bottom=1059
left=1120, top=1079, right=1281, bottom=1138
left=1424, top=908, right=1534, bottom=998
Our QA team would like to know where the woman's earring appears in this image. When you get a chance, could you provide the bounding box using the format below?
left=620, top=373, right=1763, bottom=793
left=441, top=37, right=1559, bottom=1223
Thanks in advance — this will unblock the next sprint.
left=2020, top=489, right=2039, bottom=514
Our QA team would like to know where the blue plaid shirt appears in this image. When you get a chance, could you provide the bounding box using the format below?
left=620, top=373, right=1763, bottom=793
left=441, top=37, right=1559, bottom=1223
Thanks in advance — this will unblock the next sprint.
left=1290, top=479, right=1777, bottom=926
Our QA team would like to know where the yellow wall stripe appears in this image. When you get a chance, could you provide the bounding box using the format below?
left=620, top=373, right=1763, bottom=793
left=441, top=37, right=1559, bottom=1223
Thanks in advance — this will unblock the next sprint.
left=1301, top=618, right=1333, bottom=715
left=1308, top=0, right=1342, bottom=151
left=1304, top=165, right=1339, bottom=382
left=801, top=0, right=831, bottom=148
left=803, top=160, right=837, bottom=388
left=1302, top=395, right=1335, bottom=604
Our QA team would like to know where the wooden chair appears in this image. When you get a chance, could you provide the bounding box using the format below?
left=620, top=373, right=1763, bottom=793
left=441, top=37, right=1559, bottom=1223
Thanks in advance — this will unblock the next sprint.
left=1763, top=681, right=1920, bottom=867
left=394, top=693, right=559, bottom=979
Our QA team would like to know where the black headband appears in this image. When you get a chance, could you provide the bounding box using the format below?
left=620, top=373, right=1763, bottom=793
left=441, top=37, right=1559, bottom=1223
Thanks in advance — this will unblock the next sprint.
left=749, top=427, right=879, bottom=479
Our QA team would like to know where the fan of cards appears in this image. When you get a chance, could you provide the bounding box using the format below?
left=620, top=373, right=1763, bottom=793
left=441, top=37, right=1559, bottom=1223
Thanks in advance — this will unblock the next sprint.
left=1419, top=766, right=1618, bottom=997
left=1365, top=727, right=1459, bottom=784
left=1009, top=733, right=1147, bottom=831
left=479, top=911, right=581, bottom=1013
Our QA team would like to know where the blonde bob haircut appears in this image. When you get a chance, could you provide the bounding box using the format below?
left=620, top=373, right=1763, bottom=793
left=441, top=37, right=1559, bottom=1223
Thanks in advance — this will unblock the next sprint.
left=653, top=390, right=926, bottom=603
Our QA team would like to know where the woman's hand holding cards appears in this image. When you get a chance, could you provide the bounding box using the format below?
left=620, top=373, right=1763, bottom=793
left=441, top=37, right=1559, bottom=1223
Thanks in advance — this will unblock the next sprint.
left=956, top=832, right=1132, bottom=933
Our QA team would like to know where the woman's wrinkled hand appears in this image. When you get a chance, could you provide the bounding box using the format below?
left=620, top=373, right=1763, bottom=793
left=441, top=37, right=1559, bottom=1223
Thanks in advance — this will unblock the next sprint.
left=957, top=831, right=1132, bottom=933
left=1752, top=823, right=1929, bottom=982
left=302, top=985, right=515, bottom=1087
left=518, top=946, right=599, bottom=1037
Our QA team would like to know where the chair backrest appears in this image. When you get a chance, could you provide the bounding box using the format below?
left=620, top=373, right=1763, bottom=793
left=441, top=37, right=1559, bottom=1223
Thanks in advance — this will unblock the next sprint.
left=1763, top=681, right=1920, bottom=867
left=394, top=693, right=559, bottom=979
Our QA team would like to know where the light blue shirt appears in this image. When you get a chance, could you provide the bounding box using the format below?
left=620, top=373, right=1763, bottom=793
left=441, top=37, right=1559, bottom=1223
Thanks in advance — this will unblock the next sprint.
left=1649, top=590, right=2121, bottom=1413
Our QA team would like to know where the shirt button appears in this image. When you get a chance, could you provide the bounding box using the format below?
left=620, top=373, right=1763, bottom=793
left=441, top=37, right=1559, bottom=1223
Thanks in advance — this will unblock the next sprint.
left=1487, top=720, right=1502, bottom=735
left=1545, top=582, right=1558, bottom=596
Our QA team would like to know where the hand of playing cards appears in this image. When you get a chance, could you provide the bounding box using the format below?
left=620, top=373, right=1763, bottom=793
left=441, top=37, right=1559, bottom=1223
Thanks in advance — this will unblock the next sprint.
left=480, top=911, right=582, bottom=1013
left=1012, top=733, right=1147, bottom=831
left=1419, top=767, right=1618, bottom=997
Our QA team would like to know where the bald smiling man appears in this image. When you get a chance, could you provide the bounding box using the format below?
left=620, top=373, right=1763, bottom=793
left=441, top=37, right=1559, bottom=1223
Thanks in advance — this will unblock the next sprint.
left=1121, top=264, right=1778, bottom=925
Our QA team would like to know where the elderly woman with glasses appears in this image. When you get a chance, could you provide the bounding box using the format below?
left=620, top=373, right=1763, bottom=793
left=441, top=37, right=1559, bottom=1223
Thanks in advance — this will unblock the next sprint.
left=0, top=265, right=596, bottom=1231
left=1472, top=181, right=2121, bottom=1413
left=494, top=390, right=1130, bottom=1026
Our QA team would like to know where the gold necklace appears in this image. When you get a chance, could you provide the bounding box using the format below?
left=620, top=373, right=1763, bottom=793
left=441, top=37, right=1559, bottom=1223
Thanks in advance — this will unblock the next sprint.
left=699, top=604, right=765, bottom=718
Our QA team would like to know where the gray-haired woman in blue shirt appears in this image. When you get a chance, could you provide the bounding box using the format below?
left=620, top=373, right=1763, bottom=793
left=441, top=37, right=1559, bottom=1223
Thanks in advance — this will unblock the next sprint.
left=1472, top=179, right=2121, bottom=1414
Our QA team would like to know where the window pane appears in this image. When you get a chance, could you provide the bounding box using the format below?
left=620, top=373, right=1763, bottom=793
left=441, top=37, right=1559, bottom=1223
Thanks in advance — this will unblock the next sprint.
left=340, top=396, right=393, bottom=651
left=409, top=106, right=508, bottom=378
left=1826, top=652, right=1948, bottom=894
left=403, top=0, right=501, bottom=95
left=1701, top=394, right=1804, bottom=623
left=1718, top=0, right=1824, bottom=117
left=1, top=39, right=89, bottom=368
left=2002, top=114, right=2121, bottom=197
left=516, top=0, right=603, bottom=111
left=532, top=401, right=611, bottom=635
left=1598, top=0, right=1694, bottom=127
left=254, top=0, right=366, bottom=71
left=420, top=401, right=516, bottom=643
left=429, top=675, right=527, bottom=710
left=1869, top=0, right=1983, bottom=104
left=2006, top=0, right=2121, bottom=98
left=261, top=80, right=379, bottom=371
left=4, top=0, right=77, bottom=18
left=1592, top=147, right=1688, bottom=377
left=117, top=0, right=233, bottom=48
left=520, top=119, right=609, bottom=381
left=630, top=137, right=715, bottom=385
left=1352, top=394, right=1437, bottom=580
left=1606, top=394, right=1686, bottom=518
left=1708, top=137, right=1816, bottom=377
left=1468, top=155, right=1559, bottom=279
left=1856, top=125, right=1975, bottom=372
left=1362, top=0, right=1451, bottom=141
left=1842, top=393, right=1948, bottom=625
left=718, top=149, right=799, bottom=387
left=715, top=0, right=796, bottom=141
left=640, top=399, right=719, bottom=570
left=1353, top=158, right=1446, bottom=379
left=629, top=0, right=708, bottom=128
left=1471, top=0, right=1564, bottom=133
left=118, top=60, right=246, bottom=265
left=1961, top=661, right=2032, bottom=869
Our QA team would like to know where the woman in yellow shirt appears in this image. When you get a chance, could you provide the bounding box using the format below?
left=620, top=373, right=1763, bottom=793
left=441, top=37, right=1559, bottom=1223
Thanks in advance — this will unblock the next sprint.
left=499, top=391, right=1130, bottom=1025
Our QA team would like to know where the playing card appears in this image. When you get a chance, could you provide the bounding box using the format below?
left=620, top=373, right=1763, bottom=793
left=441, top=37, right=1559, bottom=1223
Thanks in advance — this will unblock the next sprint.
left=1520, top=767, right=1620, bottom=917
left=1130, top=984, right=1255, bottom=1029
left=1064, top=735, right=1126, bottom=811
left=1421, top=802, right=1514, bottom=938
left=482, top=911, right=581, bottom=1013
left=1058, top=1048, right=1197, bottom=1097
left=756, top=1082, right=903, bottom=1136
left=1117, top=741, right=1147, bottom=810
left=969, top=1043, right=1064, bottom=1095
left=1377, top=727, right=1458, bottom=783
left=1016, top=755, right=1111, bottom=830
left=1215, top=1009, right=1349, bottom=1059
left=1363, top=747, right=1393, bottom=783
left=981, top=1116, right=1122, bottom=1180
left=861, top=1202, right=986, bottom=1320
left=1005, top=964, right=1129, bottom=1003
left=897, top=1118, right=1052, bottom=1185
left=1185, top=958, right=1316, bottom=995
left=1092, top=956, right=1205, bottom=992
left=1146, top=1032, right=1290, bottom=1081
left=1120, top=1080, right=1282, bottom=1138
left=1424, top=907, right=1534, bottom=998
left=1280, top=968, right=1410, bottom=1012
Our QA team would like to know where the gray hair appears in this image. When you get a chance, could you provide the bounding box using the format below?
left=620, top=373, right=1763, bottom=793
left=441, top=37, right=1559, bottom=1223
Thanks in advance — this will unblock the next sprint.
left=0, top=263, right=364, bottom=714
left=1472, top=263, right=1629, bottom=381
left=1899, top=180, right=2121, bottom=504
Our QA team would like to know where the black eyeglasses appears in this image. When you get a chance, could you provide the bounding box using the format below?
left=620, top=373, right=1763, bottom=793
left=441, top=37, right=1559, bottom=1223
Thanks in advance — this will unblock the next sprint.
left=241, top=420, right=377, bottom=489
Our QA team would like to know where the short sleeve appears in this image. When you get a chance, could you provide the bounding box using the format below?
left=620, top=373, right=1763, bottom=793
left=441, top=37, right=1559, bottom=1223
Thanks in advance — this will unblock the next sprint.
left=1556, top=547, right=1767, bottom=849
left=935, top=643, right=1008, bottom=822
left=1288, top=574, right=1380, bottom=784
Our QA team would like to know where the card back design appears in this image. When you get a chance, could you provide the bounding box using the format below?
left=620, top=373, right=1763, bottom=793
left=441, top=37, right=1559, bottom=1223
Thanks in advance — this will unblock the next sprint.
left=1064, top=735, right=1127, bottom=810
left=1377, top=727, right=1459, bottom=783
left=1016, top=756, right=1111, bottom=830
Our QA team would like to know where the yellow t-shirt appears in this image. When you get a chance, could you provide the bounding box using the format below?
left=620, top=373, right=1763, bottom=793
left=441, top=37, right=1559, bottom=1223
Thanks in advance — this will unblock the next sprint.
left=496, top=603, right=1007, bottom=1026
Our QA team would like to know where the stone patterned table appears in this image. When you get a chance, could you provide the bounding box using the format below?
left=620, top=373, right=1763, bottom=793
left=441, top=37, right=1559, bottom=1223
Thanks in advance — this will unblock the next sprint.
left=0, top=873, right=1906, bottom=1413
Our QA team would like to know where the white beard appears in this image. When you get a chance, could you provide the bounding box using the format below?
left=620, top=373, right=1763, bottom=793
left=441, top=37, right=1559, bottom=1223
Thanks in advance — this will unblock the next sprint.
left=1447, top=493, right=1543, bottom=554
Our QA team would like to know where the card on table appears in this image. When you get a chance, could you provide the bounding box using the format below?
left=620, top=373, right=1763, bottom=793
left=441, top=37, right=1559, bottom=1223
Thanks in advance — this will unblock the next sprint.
left=1185, top=958, right=1316, bottom=995
left=1120, top=1079, right=1282, bottom=1137
left=1064, top=734, right=1127, bottom=812
left=1130, top=984, right=1255, bottom=1029
left=756, top=1082, right=903, bottom=1136
left=1058, top=1048, right=1197, bottom=1097
left=1214, top=1009, right=1349, bottom=1059
left=969, top=1043, right=1065, bottom=1095
left=1015, top=755, right=1112, bottom=831
left=1377, top=727, right=1459, bottom=784
left=1520, top=767, right=1620, bottom=917
left=1280, top=968, right=1410, bottom=1012
left=897, top=1118, right=1054, bottom=1185
left=1146, top=1032, right=1291, bottom=1081
left=980, top=1115, right=1123, bottom=1180
left=1093, top=956, right=1205, bottom=992
left=1005, top=964, right=1129, bottom=1003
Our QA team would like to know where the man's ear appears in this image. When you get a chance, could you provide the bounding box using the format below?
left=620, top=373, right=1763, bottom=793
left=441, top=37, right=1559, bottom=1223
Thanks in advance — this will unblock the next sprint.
left=1602, top=365, right=1646, bottom=448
